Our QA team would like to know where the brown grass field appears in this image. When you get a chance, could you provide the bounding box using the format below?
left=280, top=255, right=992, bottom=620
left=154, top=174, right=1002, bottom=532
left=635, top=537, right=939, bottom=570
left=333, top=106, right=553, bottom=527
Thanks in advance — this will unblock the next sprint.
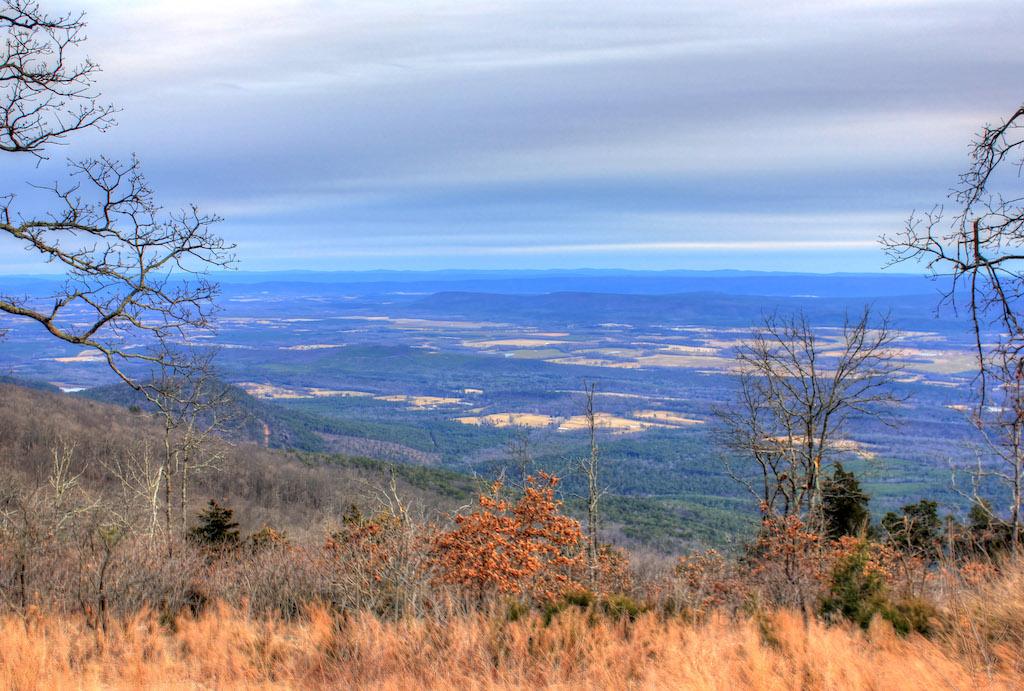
left=465, top=338, right=568, bottom=348
left=633, top=410, right=706, bottom=426
left=457, top=412, right=558, bottom=427
left=3, top=603, right=1021, bottom=690
left=546, top=356, right=641, bottom=369
left=635, top=354, right=736, bottom=369
left=375, top=394, right=464, bottom=408
left=457, top=412, right=673, bottom=432
left=558, top=413, right=670, bottom=432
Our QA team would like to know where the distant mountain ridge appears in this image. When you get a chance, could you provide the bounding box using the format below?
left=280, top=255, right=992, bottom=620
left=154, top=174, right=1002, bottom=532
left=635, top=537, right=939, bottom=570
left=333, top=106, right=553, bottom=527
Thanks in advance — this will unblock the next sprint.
left=212, top=269, right=938, bottom=298
left=398, top=290, right=953, bottom=333
left=3, top=268, right=940, bottom=300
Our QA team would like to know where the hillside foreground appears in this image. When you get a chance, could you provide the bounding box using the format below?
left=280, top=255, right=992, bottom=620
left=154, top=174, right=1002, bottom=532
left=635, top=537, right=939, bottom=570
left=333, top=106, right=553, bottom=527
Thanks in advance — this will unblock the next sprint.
left=1, top=385, right=1022, bottom=689
left=1, top=579, right=1022, bottom=690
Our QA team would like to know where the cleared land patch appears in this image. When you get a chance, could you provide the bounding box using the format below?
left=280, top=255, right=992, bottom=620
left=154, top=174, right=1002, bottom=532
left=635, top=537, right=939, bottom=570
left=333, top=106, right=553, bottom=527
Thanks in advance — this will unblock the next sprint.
left=238, top=383, right=377, bottom=399
left=636, top=354, right=734, bottom=369
left=633, top=410, right=705, bottom=426
left=547, top=356, right=640, bottom=369
left=464, top=338, right=566, bottom=348
left=279, top=344, right=345, bottom=350
left=660, top=344, right=719, bottom=355
left=375, top=395, right=464, bottom=408
left=456, top=413, right=557, bottom=428
left=47, top=351, right=105, bottom=363
left=558, top=413, right=671, bottom=433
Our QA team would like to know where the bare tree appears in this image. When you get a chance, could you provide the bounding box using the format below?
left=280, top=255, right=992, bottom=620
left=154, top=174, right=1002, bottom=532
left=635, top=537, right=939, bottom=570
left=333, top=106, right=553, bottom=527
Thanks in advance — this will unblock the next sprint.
left=952, top=359, right=1024, bottom=554
left=147, top=357, right=238, bottom=550
left=881, top=103, right=1024, bottom=405
left=882, top=103, right=1024, bottom=552
left=1, top=0, right=116, bottom=156
left=571, top=378, right=604, bottom=589
left=713, top=308, right=905, bottom=530
left=1, top=2, right=234, bottom=392
left=505, top=428, right=537, bottom=491
left=102, top=438, right=164, bottom=538
left=0, top=437, right=100, bottom=613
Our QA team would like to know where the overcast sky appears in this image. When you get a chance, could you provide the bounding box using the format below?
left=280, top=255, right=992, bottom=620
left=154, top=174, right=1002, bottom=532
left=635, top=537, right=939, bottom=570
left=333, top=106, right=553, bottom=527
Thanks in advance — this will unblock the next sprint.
left=2, top=0, right=1022, bottom=274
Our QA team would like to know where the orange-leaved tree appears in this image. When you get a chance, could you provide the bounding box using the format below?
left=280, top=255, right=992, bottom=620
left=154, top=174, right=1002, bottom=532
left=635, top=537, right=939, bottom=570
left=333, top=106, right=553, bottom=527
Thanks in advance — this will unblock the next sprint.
left=430, top=473, right=585, bottom=603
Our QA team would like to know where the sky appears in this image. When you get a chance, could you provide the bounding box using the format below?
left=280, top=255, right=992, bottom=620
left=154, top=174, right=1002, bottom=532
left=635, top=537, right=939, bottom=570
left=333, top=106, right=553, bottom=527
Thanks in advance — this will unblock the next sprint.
left=2, top=0, right=1022, bottom=274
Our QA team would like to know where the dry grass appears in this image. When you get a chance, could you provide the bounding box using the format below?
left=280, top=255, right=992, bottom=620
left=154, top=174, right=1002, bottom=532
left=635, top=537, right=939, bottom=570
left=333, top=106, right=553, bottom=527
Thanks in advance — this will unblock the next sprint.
left=2, top=605, right=1019, bottom=689
left=546, top=356, right=641, bottom=369
left=457, top=413, right=558, bottom=428
left=633, top=410, right=705, bottom=426
left=46, top=351, right=106, bottom=363
left=452, top=411, right=675, bottom=432
left=236, top=384, right=461, bottom=406
left=635, top=354, right=736, bottom=370
left=465, top=338, right=568, bottom=348
left=655, top=344, right=720, bottom=355
left=558, top=413, right=668, bottom=433
left=375, top=394, right=464, bottom=408
left=237, top=383, right=377, bottom=399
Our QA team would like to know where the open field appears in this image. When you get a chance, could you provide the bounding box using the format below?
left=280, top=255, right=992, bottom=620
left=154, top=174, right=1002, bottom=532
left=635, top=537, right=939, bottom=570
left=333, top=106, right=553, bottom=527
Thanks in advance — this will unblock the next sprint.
left=46, top=351, right=106, bottom=363
left=2, top=605, right=1019, bottom=690
left=558, top=412, right=673, bottom=433
left=456, top=411, right=685, bottom=433
left=547, top=356, right=641, bottom=368
left=456, top=412, right=558, bottom=427
left=464, top=338, right=568, bottom=348
left=375, top=394, right=466, bottom=408
left=239, top=384, right=467, bottom=409
left=633, top=410, right=706, bottom=425
left=636, top=354, right=736, bottom=369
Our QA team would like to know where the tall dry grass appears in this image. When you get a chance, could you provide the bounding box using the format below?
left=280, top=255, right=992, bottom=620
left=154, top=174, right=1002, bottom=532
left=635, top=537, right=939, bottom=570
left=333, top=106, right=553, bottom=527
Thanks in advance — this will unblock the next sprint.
left=1, top=595, right=1021, bottom=690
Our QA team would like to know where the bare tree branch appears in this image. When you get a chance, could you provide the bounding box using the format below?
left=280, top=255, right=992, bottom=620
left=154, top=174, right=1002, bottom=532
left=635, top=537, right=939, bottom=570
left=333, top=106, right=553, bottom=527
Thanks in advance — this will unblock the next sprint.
left=882, top=102, right=1024, bottom=553
left=1, top=4, right=235, bottom=395
left=712, top=307, right=905, bottom=530
left=0, top=0, right=116, bottom=156
left=881, top=103, right=1024, bottom=406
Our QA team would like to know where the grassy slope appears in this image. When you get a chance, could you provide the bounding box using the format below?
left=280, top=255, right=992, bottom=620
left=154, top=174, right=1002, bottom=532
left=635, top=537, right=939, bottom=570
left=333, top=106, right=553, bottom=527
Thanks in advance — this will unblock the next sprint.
left=3, top=594, right=1021, bottom=689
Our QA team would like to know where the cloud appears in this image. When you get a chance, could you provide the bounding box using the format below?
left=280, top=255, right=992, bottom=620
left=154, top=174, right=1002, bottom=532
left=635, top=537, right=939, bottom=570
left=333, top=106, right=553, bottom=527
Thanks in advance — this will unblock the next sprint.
left=2, top=0, right=1021, bottom=274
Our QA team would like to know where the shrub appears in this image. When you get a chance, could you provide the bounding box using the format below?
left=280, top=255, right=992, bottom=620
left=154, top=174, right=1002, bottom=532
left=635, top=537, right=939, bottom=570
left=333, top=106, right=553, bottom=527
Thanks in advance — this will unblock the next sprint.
left=819, top=539, right=935, bottom=635
left=189, top=500, right=240, bottom=546
left=429, top=473, right=585, bottom=604
left=819, top=539, right=889, bottom=629
left=600, top=594, right=644, bottom=622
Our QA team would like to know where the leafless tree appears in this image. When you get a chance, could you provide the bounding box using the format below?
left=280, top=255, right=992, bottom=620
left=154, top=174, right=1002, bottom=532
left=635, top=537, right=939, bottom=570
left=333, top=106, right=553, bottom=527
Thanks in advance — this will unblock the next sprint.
left=952, top=358, right=1024, bottom=554
left=571, top=378, right=604, bottom=589
left=881, top=103, right=1024, bottom=406
left=148, top=357, right=238, bottom=551
left=0, top=438, right=100, bottom=612
left=1, top=2, right=235, bottom=393
left=882, top=103, right=1024, bottom=552
left=102, top=438, right=164, bottom=538
left=1, top=0, right=116, bottom=156
left=505, top=428, right=537, bottom=491
left=712, top=308, right=905, bottom=530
